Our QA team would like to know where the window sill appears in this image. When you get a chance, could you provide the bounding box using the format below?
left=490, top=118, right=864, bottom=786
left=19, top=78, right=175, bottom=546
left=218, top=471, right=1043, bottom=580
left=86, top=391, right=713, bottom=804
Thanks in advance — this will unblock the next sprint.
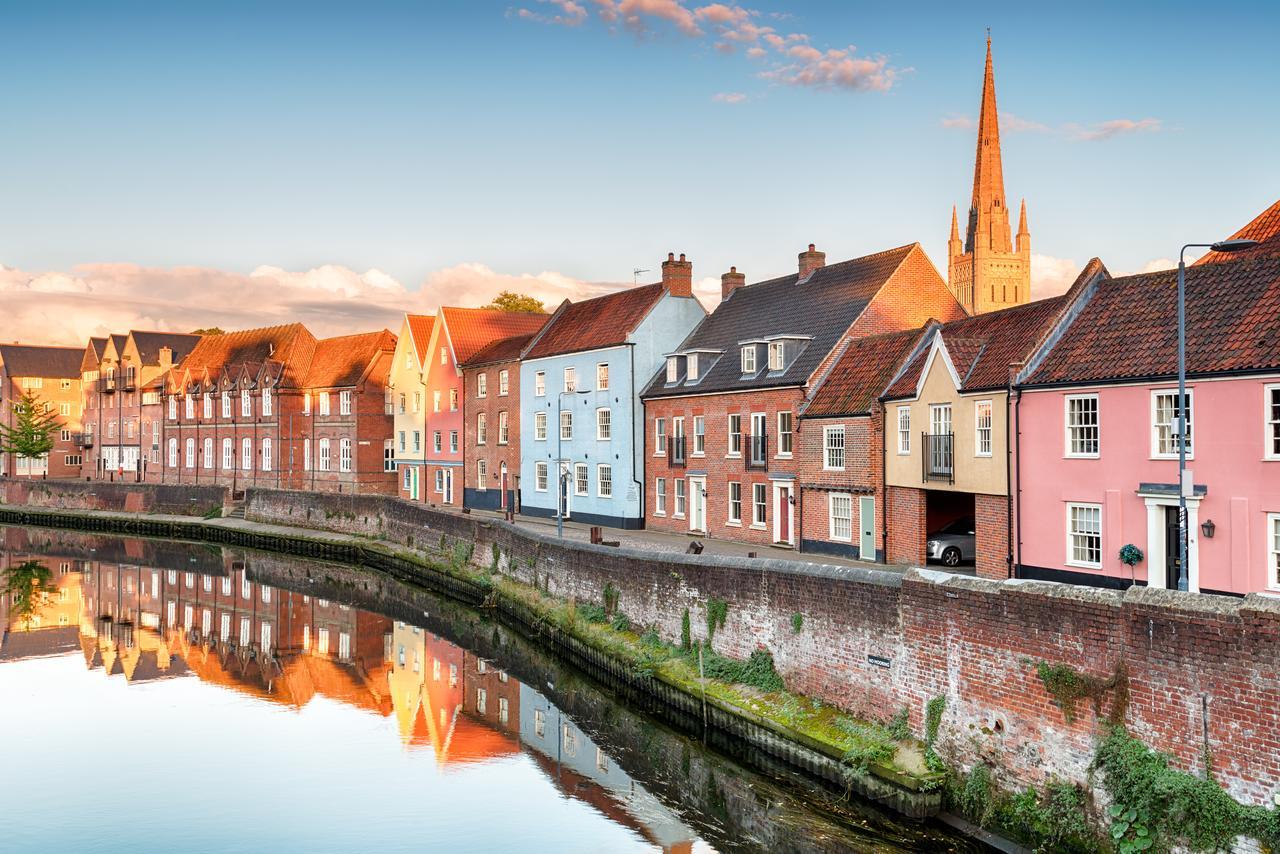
left=653, top=511, right=666, bottom=517
left=1065, top=453, right=1100, bottom=460
left=823, top=467, right=846, bottom=473
left=726, top=520, right=742, bottom=528
left=673, top=514, right=686, bottom=520
left=830, top=536, right=853, bottom=544
left=775, top=453, right=793, bottom=459
left=1065, top=561, right=1103, bottom=571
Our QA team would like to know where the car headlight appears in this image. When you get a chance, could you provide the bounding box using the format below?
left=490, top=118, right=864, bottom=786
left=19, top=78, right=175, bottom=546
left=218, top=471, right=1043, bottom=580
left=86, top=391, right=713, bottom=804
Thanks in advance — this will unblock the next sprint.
left=927, top=540, right=939, bottom=551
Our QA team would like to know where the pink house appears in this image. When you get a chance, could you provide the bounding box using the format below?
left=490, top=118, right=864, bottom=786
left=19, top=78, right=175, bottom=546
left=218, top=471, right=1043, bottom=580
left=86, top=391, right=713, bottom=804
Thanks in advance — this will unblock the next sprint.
left=1014, top=224, right=1280, bottom=596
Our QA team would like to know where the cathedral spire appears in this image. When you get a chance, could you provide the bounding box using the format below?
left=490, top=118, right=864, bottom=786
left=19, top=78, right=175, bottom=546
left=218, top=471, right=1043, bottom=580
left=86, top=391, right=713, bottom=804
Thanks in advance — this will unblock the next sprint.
left=966, top=32, right=1011, bottom=254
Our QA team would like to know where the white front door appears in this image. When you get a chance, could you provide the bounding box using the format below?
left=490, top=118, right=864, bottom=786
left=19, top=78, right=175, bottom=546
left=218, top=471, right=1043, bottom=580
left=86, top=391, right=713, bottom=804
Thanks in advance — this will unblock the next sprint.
left=773, top=482, right=795, bottom=546
left=859, top=496, right=876, bottom=560
left=689, top=477, right=706, bottom=533
left=444, top=469, right=454, bottom=504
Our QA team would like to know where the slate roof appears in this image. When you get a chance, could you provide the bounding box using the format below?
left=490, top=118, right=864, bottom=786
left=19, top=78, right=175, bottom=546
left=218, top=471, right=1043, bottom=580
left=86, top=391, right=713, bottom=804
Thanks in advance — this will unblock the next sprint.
left=803, top=328, right=927, bottom=417
left=1195, top=199, right=1280, bottom=266
left=643, top=244, right=921, bottom=399
left=460, top=332, right=538, bottom=368
left=1023, top=253, right=1280, bottom=386
left=439, top=307, right=547, bottom=365
left=81, top=337, right=108, bottom=374
left=0, top=344, right=84, bottom=379
left=885, top=296, right=1067, bottom=399
left=406, top=315, right=435, bottom=365
left=130, top=331, right=202, bottom=367
left=525, top=283, right=667, bottom=361
left=304, top=330, right=397, bottom=388
left=175, top=323, right=316, bottom=389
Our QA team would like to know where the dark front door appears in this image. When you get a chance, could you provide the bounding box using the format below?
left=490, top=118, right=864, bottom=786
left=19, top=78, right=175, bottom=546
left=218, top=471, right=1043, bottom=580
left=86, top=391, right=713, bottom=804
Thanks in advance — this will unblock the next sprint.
left=1164, top=506, right=1182, bottom=589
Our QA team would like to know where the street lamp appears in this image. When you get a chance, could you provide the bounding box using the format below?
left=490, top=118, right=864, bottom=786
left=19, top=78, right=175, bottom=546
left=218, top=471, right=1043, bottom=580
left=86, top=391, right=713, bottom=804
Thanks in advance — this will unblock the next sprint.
left=1172, top=238, right=1257, bottom=591
left=556, top=388, right=591, bottom=539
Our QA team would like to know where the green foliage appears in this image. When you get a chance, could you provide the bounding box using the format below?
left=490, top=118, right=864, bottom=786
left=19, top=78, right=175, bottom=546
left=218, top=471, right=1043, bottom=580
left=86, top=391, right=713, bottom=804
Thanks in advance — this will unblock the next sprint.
left=1119, top=544, right=1145, bottom=566
left=1036, top=660, right=1129, bottom=725
left=695, top=644, right=785, bottom=693
left=610, top=612, right=631, bottom=632
left=190, top=327, right=225, bottom=335
left=3, top=560, right=58, bottom=629
left=603, top=582, right=619, bottom=615
left=0, top=390, right=60, bottom=461
left=925, top=695, right=946, bottom=748
left=447, top=541, right=474, bottom=573
left=834, top=716, right=899, bottom=773
left=1092, top=726, right=1280, bottom=852
left=490, top=542, right=500, bottom=572
left=680, top=608, right=692, bottom=650
left=790, top=612, right=804, bottom=633
left=1004, top=782, right=1096, bottom=853
left=483, top=290, right=547, bottom=313
left=954, top=764, right=998, bottom=827
left=705, top=597, right=727, bottom=645
left=886, top=707, right=911, bottom=741
left=577, top=602, right=608, bottom=623
left=639, top=626, right=663, bottom=649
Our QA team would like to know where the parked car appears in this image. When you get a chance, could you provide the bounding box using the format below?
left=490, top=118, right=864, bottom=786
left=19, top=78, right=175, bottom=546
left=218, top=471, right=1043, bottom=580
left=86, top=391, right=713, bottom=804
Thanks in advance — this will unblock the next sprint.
left=927, top=517, right=975, bottom=567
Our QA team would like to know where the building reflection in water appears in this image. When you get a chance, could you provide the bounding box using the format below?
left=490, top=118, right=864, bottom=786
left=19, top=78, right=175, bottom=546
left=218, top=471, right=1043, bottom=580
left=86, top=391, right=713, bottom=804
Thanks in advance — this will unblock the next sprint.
left=1, top=527, right=697, bottom=852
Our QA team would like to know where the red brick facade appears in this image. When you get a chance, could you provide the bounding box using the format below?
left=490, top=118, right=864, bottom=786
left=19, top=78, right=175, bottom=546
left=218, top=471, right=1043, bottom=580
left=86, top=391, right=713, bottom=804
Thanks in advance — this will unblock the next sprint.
left=974, top=491, right=1010, bottom=579
left=797, top=409, right=884, bottom=560
left=461, top=358, right=522, bottom=512
left=886, top=485, right=927, bottom=565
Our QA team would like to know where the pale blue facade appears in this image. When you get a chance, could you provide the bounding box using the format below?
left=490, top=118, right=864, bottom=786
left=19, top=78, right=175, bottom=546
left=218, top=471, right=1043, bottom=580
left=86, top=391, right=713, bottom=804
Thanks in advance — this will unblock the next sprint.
left=519, top=293, right=705, bottom=528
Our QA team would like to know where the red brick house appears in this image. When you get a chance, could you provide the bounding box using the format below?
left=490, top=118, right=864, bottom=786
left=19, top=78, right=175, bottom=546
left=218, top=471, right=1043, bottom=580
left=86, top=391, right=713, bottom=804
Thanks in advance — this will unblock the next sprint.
left=795, top=328, right=930, bottom=561
left=0, top=344, right=86, bottom=479
left=459, top=325, right=546, bottom=513
left=641, top=242, right=965, bottom=548
left=159, top=324, right=396, bottom=494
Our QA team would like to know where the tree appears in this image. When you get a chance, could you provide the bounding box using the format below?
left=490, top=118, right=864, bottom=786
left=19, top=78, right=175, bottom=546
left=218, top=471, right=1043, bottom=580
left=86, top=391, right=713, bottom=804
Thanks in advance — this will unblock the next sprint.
left=0, top=390, right=60, bottom=465
left=483, top=291, right=546, bottom=313
left=3, top=560, right=57, bottom=630
left=190, top=327, right=224, bottom=335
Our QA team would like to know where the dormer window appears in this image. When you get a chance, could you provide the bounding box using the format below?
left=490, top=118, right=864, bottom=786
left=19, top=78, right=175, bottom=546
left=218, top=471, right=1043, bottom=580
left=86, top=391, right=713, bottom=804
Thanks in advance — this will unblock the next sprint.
left=666, top=357, right=679, bottom=383
left=768, top=342, right=784, bottom=371
left=741, top=346, right=756, bottom=375
left=687, top=354, right=699, bottom=382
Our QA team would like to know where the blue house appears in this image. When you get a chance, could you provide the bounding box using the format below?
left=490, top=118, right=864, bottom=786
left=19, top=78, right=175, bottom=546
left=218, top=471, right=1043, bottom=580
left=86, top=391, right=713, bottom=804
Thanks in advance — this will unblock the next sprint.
left=519, top=254, right=706, bottom=528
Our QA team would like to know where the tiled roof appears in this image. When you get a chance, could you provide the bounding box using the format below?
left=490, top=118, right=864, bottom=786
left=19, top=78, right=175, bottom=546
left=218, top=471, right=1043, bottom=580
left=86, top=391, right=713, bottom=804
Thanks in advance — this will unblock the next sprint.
left=130, top=331, right=202, bottom=367
left=406, top=315, right=435, bottom=365
left=0, top=344, right=84, bottom=380
left=108, top=333, right=128, bottom=356
left=176, top=323, right=316, bottom=388
left=1024, top=253, right=1280, bottom=386
left=304, top=329, right=397, bottom=388
left=440, top=307, right=547, bottom=365
left=643, top=244, right=920, bottom=399
left=1195, top=199, right=1280, bottom=265
left=81, top=337, right=108, bottom=373
left=885, top=296, right=1067, bottom=398
left=525, top=283, right=667, bottom=360
left=803, top=328, right=926, bottom=417
left=460, top=332, right=538, bottom=368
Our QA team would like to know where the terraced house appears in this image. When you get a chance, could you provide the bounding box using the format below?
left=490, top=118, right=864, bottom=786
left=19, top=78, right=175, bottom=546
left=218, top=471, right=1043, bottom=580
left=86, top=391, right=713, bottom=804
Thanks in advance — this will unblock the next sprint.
left=80, top=330, right=200, bottom=480
left=642, top=242, right=964, bottom=548
left=520, top=255, right=706, bottom=529
left=160, top=323, right=396, bottom=493
left=1014, top=200, right=1280, bottom=594
left=421, top=307, right=547, bottom=509
left=459, top=317, right=549, bottom=513
left=387, top=314, right=435, bottom=501
left=0, top=343, right=85, bottom=479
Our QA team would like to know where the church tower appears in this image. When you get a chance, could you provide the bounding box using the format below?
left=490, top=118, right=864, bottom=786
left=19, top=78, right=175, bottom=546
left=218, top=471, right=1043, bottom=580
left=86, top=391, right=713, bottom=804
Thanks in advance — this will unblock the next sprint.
left=947, top=35, right=1031, bottom=315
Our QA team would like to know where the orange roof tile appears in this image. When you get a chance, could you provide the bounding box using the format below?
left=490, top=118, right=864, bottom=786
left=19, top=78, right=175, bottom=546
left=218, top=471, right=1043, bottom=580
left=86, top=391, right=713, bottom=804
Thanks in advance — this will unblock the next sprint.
left=462, top=332, right=538, bottom=367
left=303, top=329, right=396, bottom=389
left=441, top=307, right=547, bottom=365
left=176, top=323, right=316, bottom=388
left=1195, top=199, right=1280, bottom=265
left=525, top=283, right=666, bottom=360
left=406, top=315, right=435, bottom=365
left=804, top=328, right=926, bottom=417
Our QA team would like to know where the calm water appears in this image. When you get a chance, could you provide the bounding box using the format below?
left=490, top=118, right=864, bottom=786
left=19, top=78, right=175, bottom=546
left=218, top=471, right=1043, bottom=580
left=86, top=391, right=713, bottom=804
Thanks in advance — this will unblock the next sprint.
left=0, top=525, right=979, bottom=853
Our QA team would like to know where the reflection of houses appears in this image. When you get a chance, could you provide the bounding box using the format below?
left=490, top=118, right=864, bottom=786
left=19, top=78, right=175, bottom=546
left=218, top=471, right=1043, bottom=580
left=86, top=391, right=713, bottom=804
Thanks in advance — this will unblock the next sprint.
left=519, top=685, right=697, bottom=853
left=0, top=531, right=85, bottom=662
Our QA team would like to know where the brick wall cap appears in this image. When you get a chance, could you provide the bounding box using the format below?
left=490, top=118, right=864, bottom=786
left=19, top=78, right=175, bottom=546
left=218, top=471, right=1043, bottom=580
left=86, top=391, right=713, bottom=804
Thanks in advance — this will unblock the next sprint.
left=1124, top=584, right=1252, bottom=617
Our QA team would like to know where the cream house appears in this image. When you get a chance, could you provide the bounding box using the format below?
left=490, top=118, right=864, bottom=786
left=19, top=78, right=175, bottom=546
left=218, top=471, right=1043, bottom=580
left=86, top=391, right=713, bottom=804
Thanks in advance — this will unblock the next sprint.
left=388, top=314, right=434, bottom=501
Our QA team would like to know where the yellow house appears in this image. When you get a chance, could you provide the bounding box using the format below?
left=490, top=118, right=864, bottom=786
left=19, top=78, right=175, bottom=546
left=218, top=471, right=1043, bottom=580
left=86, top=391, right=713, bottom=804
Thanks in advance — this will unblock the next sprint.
left=387, top=314, right=435, bottom=501
left=882, top=298, right=1067, bottom=577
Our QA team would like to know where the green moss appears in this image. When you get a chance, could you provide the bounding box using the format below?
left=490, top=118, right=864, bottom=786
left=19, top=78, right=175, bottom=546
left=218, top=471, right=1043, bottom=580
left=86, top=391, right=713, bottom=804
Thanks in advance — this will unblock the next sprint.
left=790, top=612, right=803, bottom=633
left=603, top=582, right=619, bottom=615
left=925, top=695, right=945, bottom=748
left=610, top=612, right=631, bottom=632
left=680, top=608, right=692, bottom=650
left=1035, top=660, right=1129, bottom=725
left=705, top=597, right=727, bottom=645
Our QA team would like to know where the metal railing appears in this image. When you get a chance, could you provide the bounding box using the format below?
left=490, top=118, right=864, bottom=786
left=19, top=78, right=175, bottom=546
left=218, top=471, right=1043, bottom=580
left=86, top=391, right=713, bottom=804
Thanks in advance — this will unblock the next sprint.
left=78, top=432, right=94, bottom=448
left=668, top=436, right=687, bottom=467
left=922, top=432, right=954, bottom=483
left=745, top=433, right=768, bottom=469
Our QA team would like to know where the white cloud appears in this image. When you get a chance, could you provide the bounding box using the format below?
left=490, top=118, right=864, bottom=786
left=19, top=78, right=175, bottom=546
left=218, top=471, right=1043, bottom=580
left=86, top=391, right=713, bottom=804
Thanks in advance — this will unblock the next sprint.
left=941, top=114, right=1158, bottom=140
left=1030, top=253, right=1080, bottom=299
left=0, top=260, right=625, bottom=347
left=1068, top=117, right=1162, bottom=141
left=712, top=91, right=747, bottom=103
left=512, top=0, right=589, bottom=26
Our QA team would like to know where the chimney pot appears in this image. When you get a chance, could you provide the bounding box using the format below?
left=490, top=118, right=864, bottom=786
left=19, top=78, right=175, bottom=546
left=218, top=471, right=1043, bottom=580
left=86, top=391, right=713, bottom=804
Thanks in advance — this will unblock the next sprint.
left=721, top=266, right=746, bottom=301
left=661, top=251, right=693, bottom=298
left=798, top=243, right=826, bottom=279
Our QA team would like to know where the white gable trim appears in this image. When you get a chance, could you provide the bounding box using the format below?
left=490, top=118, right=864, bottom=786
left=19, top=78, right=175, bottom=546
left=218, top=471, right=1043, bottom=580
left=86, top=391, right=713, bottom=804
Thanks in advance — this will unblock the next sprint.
left=914, top=332, right=963, bottom=399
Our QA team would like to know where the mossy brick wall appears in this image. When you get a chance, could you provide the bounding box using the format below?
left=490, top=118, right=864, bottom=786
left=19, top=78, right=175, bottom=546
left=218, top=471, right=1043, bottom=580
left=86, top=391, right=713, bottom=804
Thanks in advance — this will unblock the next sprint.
left=0, top=477, right=227, bottom=516
left=241, top=487, right=1280, bottom=809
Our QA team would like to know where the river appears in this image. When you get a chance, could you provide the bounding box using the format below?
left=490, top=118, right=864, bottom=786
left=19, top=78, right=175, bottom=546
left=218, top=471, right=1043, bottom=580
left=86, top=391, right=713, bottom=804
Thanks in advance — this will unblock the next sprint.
left=0, top=524, right=982, bottom=853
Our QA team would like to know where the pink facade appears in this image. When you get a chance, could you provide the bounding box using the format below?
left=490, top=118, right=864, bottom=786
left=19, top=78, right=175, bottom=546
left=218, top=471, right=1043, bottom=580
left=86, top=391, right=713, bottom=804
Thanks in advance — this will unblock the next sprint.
left=422, top=334, right=463, bottom=506
left=1015, top=375, right=1280, bottom=595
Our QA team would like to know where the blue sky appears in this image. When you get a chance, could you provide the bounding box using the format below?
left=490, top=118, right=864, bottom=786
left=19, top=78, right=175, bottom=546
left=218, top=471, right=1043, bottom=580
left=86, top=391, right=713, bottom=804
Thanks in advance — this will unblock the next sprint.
left=2, top=1, right=1278, bottom=342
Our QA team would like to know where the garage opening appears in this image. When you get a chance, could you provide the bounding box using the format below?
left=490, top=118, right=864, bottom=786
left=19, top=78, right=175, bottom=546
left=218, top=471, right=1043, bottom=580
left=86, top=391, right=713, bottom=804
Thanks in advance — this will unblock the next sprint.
left=925, top=490, right=975, bottom=569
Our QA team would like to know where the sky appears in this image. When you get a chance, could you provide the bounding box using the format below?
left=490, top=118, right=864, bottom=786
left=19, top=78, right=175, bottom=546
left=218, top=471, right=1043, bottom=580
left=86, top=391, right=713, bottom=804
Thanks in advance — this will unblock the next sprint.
left=3, top=0, right=1278, bottom=345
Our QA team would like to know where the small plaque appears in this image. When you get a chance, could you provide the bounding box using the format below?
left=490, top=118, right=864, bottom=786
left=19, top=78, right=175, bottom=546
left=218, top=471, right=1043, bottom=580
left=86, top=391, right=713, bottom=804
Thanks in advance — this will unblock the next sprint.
left=867, top=654, right=892, bottom=669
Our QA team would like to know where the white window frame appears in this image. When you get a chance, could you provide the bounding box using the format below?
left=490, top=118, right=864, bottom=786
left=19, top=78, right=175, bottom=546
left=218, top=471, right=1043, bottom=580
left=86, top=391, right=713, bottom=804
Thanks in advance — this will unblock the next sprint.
left=595, top=363, right=608, bottom=391
left=828, top=493, right=853, bottom=542
left=823, top=425, right=846, bottom=471
left=1066, top=502, right=1103, bottom=569
left=1151, top=388, right=1193, bottom=460
left=242, top=437, right=253, bottom=471
left=477, top=373, right=487, bottom=398
left=666, top=357, right=678, bottom=383
left=261, top=437, right=272, bottom=472
left=477, top=412, right=487, bottom=445
left=477, top=458, right=487, bottom=489
left=777, top=411, right=793, bottom=456
left=222, top=438, right=233, bottom=470
left=563, top=366, right=577, bottom=393
left=1265, top=384, right=1280, bottom=461
left=534, top=371, right=546, bottom=397
left=687, top=353, right=699, bottom=382
left=184, top=438, right=195, bottom=469
left=498, top=411, right=509, bottom=445
left=728, top=481, right=742, bottom=525
left=560, top=410, right=573, bottom=441
left=674, top=478, right=686, bottom=518
left=203, top=437, right=214, bottom=469
left=573, top=463, right=588, bottom=496
left=202, top=393, right=212, bottom=419
left=433, top=431, right=442, bottom=453
left=741, top=346, right=756, bottom=375
left=654, top=417, right=666, bottom=455
left=339, top=438, right=352, bottom=472
left=241, top=388, right=252, bottom=417
left=654, top=478, right=666, bottom=515
left=262, top=387, right=273, bottom=417
left=596, top=407, right=611, bottom=441
left=596, top=463, right=612, bottom=498
left=534, top=412, right=547, bottom=441
left=974, top=400, right=993, bottom=458
left=727, top=414, right=742, bottom=457
left=339, top=389, right=352, bottom=415
left=319, top=391, right=331, bottom=416
left=897, top=406, right=911, bottom=455
left=768, top=342, right=784, bottom=371
left=221, top=392, right=232, bottom=418
left=535, top=461, right=549, bottom=492
left=692, top=415, right=705, bottom=455
left=318, top=438, right=331, bottom=472
left=1269, top=512, right=1280, bottom=592
left=498, top=369, right=509, bottom=396
left=751, top=483, right=767, bottom=528
left=1065, top=394, right=1100, bottom=458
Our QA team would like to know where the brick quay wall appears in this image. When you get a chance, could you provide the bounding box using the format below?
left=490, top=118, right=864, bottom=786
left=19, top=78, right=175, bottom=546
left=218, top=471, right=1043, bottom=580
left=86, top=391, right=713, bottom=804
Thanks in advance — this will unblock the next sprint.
left=0, top=476, right=227, bottom=516
left=242, top=486, right=1280, bottom=811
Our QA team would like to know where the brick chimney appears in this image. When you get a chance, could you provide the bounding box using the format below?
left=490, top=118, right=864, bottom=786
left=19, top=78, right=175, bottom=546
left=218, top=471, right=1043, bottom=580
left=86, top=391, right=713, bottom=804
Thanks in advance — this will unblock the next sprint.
left=661, top=252, right=693, bottom=297
left=721, top=266, right=746, bottom=301
left=798, top=243, right=826, bottom=280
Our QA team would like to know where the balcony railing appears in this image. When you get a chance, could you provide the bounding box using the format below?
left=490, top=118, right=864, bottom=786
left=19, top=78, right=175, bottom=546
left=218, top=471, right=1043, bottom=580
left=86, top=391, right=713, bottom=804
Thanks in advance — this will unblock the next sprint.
left=668, top=436, right=687, bottom=468
left=922, top=432, right=954, bottom=483
left=98, top=375, right=116, bottom=394
left=121, top=369, right=137, bottom=391
left=79, top=432, right=94, bottom=448
left=745, top=433, right=768, bottom=469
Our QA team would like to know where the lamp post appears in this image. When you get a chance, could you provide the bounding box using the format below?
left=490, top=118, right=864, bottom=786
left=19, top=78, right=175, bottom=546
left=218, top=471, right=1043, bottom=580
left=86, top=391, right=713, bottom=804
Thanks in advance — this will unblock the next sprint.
left=1173, top=238, right=1257, bottom=591
left=556, top=388, right=590, bottom=539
